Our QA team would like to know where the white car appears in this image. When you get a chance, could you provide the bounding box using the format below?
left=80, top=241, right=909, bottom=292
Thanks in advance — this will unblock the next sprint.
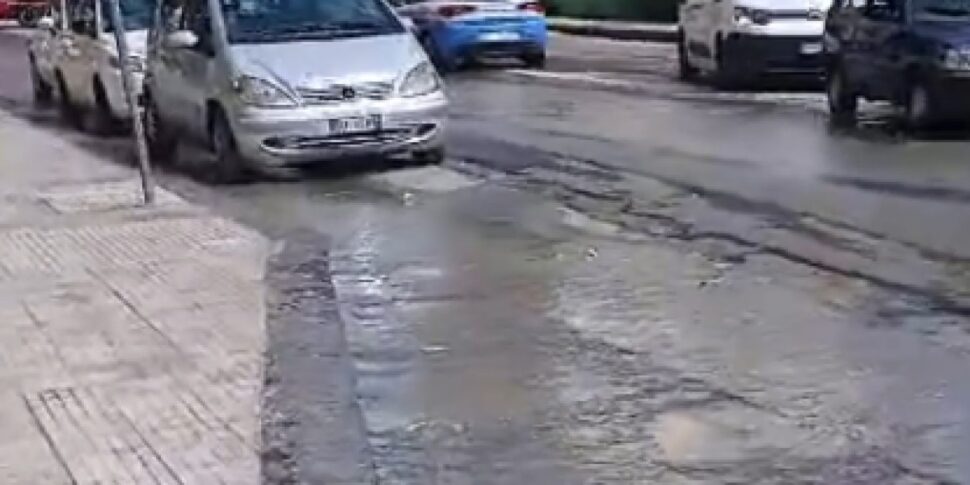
left=28, top=0, right=150, bottom=133
left=678, top=0, right=832, bottom=86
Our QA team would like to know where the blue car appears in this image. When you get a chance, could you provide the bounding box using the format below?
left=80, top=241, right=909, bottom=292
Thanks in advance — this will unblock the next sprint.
left=825, top=0, right=970, bottom=128
left=396, top=0, right=549, bottom=70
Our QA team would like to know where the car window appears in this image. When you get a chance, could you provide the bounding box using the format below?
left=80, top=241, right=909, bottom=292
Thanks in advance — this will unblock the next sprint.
left=159, top=0, right=184, bottom=32
left=864, top=0, right=903, bottom=19
left=67, top=0, right=99, bottom=35
left=914, top=0, right=970, bottom=18
left=220, top=0, right=404, bottom=44
left=838, top=0, right=867, bottom=10
left=102, top=0, right=153, bottom=31
left=50, top=0, right=66, bottom=30
left=180, top=0, right=216, bottom=51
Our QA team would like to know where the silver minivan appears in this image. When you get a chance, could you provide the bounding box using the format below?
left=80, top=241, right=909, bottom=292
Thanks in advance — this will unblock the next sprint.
left=143, top=0, right=447, bottom=179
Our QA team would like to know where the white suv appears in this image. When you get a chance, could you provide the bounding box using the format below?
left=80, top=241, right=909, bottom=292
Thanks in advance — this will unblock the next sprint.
left=28, top=0, right=150, bottom=133
left=677, top=0, right=832, bottom=86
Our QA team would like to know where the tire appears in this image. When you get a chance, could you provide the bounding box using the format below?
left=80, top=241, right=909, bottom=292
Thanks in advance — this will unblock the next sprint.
left=29, top=59, right=52, bottom=106
left=413, top=146, right=445, bottom=165
left=90, top=79, right=119, bottom=136
left=905, top=79, right=937, bottom=130
left=143, top=94, right=178, bottom=164
left=209, top=108, right=249, bottom=184
left=56, top=73, right=82, bottom=129
left=678, top=31, right=699, bottom=81
left=713, top=38, right=743, bottom=90
left=827, top=66, right=857, bottom=125
left=522, top=52, right=546, bottom=69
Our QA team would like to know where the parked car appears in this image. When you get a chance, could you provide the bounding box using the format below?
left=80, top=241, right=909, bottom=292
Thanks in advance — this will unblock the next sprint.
left=678, top=0, right=833, bottom=85
left=0, top=0, right=48, bottom=26
left=27, top=0, right=150, bottom=133
left=394, top=0, right=548, bottom=71
left=143, top=0, right=447, bottom=181
left=825, top=0, right=970, bottom=127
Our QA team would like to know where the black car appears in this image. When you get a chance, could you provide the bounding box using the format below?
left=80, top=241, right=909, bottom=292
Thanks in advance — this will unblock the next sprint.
left=824, top=0, right=970, bottom=127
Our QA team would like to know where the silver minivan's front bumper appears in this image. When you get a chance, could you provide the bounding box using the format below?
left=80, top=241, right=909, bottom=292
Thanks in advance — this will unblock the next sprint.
left=229, top=90, right=447, bottom=168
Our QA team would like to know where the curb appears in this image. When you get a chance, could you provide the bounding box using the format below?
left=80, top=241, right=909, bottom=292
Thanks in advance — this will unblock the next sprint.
left=547, top=18, right=678, bottom=43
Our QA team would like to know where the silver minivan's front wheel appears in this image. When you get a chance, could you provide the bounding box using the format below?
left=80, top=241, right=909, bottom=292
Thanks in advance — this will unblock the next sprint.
left=209, top=108, right=249, bottom=183
left=143, top=94, right=178, bottom=164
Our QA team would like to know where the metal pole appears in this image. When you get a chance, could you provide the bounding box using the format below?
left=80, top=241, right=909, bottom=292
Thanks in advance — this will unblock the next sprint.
left=106, top=0, right=155, bottom=205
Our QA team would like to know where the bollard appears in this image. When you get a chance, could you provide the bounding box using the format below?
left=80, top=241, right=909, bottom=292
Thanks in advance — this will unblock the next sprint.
left=105, top=0, right=155, bottom=205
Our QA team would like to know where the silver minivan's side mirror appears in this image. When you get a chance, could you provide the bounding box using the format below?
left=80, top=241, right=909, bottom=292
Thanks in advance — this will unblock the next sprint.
left=37, top=16, right=55, bottom=30
left=164, top=30, right=199, bottom=49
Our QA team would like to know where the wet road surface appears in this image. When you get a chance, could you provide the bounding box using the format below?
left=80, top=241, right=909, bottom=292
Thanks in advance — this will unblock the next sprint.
left=4, top=24, right=970, bottom=483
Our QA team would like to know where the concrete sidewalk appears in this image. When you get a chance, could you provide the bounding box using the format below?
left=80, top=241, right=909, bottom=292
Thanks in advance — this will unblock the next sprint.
left=547, top=17, right=678, bottom=43
left=0, top=111, right=269, bottom=483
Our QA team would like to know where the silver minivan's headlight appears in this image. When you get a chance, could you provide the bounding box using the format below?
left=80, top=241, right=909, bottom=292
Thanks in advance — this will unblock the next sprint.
left=235, top=76, right=297, bottom=107
left=399, top=62, right=441, bottom=98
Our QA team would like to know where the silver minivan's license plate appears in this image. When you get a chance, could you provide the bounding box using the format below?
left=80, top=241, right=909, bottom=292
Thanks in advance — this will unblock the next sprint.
left=801, top=42, right=823, bottom=55
left=329, top=116, right=380, bottom=135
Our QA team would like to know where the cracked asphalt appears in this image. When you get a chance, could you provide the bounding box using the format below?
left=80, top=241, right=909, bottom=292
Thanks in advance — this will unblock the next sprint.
left=4, top=24, right=970, bottom=484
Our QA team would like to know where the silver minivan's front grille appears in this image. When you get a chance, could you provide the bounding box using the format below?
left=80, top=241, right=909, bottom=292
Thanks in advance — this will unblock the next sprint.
left=296, top=81, right=394, bottom=105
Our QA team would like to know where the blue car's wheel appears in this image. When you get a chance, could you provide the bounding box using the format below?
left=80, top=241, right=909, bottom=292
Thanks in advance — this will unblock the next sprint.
left=522, top=51, right=546, bottom=69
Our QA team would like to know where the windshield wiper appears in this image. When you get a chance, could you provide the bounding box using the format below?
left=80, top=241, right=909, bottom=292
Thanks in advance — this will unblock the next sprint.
left=272, top=20, right=390, bottom=35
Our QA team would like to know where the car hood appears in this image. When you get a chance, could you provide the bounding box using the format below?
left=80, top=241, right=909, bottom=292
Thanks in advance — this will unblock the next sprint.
left=230, top=33, right=426, bottom=90
left=912, top=20, right=970, bottom=46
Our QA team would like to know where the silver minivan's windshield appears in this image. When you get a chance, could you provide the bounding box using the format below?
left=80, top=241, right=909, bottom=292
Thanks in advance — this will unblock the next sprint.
left=221, top=0, right=403, bottom=43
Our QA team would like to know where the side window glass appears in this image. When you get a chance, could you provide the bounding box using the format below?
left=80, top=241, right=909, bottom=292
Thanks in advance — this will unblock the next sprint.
left=68, top=0, right=97, bottom=35
left=50, top=0, right=64, bottom=30
left=842, top=0, right=867, bottom=11
left=160, top=0, right=183, bottom=32
left=865, top=0, right=902, bottom=20
left=181, top=0, right=213, bottom=52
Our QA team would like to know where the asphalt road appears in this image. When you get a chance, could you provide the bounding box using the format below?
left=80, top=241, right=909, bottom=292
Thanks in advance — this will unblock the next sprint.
left=4, top=24, right=970, bottom=484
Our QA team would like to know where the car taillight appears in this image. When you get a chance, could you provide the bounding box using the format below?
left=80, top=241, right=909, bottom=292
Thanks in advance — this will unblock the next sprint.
left=518, top=1, right=545, bottom=13
left=438, top=4, right=477, bottom=18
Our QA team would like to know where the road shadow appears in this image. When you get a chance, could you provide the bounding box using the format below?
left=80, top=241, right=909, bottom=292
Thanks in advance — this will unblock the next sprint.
left=828, top=110, right=970, bottom=143
left=5, top=102, right=419, bottom=187
left=695, top=73, right=825, bottom=94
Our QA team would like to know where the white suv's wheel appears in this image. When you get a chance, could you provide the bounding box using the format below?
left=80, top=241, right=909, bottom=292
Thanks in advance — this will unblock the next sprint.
left=714, top=39, right=739, bottom=89
left=678, top=31, right=699, bottom=81
left=827, top=66, right=857, bottom=124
